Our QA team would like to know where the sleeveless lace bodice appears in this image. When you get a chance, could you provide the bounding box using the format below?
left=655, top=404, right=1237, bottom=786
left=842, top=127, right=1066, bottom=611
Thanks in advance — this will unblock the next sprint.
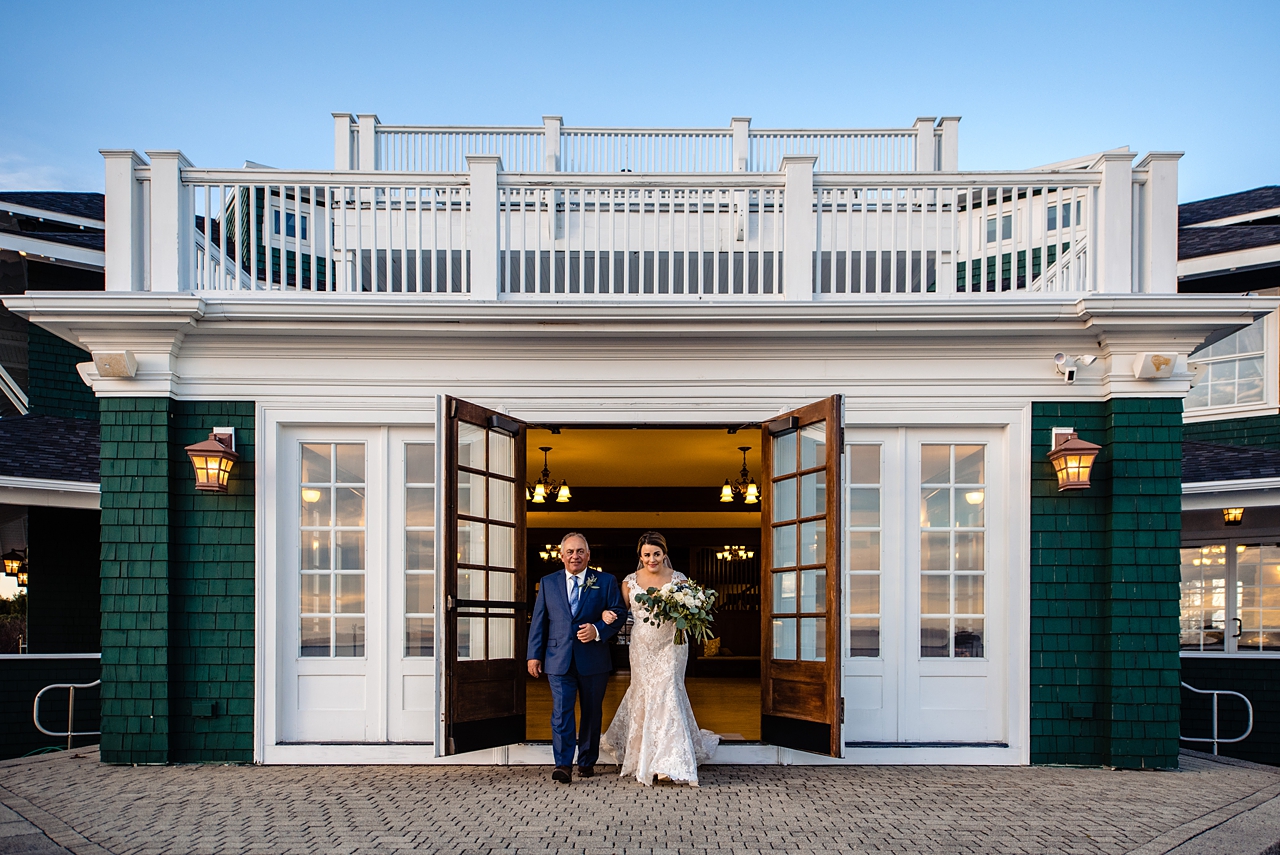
left=601, top=571, right=719, bottom=785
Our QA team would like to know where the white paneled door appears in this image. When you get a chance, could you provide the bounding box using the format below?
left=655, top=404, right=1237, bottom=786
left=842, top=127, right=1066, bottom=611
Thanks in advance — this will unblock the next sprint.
left=278, top=426, right=437, bottom=744
left=843, top=427, right=1007, bottom=745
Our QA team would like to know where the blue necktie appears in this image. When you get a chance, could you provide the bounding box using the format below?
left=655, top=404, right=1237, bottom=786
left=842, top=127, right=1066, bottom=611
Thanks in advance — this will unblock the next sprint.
left=569, top=575, right=580, bottom=614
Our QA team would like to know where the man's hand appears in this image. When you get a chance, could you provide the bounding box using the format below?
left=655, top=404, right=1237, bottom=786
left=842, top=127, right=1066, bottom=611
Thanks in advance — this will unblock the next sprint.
left=576, top=623, right=599, bottom=642
left=527, top=659, right=542, bottom=678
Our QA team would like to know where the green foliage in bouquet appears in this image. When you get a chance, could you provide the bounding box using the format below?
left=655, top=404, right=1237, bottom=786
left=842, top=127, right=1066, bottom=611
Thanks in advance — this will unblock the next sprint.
left=633, top=579, right=718, bottom=645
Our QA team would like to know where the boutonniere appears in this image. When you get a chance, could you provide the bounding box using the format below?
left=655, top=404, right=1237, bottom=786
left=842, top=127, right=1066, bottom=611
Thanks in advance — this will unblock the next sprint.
left=581, top=574, right=600, bottom=591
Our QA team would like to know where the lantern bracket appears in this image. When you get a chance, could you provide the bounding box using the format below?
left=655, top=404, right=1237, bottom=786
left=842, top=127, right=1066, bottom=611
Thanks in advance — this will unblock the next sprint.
left=211, top=427, right=235, bottom=451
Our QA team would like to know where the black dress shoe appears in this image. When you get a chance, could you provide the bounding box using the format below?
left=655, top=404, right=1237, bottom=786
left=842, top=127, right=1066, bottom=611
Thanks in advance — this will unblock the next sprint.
left=552, top=766, right=572, bottom=784
left=577, top=766, right=594, bottom=778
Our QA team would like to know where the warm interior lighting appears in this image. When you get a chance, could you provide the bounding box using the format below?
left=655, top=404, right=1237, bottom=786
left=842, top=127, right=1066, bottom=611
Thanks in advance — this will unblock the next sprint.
left=716, top=544, right=754, bottom=561
left=185, top=430, right=239, bottom=493
left=1223, top=507, right=1245, bottom=526
left=16, top=571, right=27, bottom=587
left=2, top=550, right=23, bottom=576
left=527, top=446, right=569, bottom=505
left=965, top=490, right=985, bottom=505
left=1047, top=429, right=1100, bottom=491
left=301, top=488, right=322, bottom=504
left=721, top=446, right=760, bottom=504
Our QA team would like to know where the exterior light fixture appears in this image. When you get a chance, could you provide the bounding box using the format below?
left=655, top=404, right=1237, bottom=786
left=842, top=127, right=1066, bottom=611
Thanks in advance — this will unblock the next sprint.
left=721, top=446, right=760, bottom=505
left=2, top=548, right=25, bottom=577
left=527, top=446, right=569, bottom=504
left=1047, top=428, right=1100, bottom=491
left=1223, top=507, right=1245, bottom=526
left=185, top=428, right=238, bottom=493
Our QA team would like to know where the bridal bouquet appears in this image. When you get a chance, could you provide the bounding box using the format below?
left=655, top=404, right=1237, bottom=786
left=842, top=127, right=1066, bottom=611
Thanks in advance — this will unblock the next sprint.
left=633, top=579, right=718, bottom=646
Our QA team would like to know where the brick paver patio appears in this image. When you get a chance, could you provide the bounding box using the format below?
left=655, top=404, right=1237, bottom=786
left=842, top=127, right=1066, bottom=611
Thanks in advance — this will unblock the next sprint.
left=1, top=748, right=1278, bottom=854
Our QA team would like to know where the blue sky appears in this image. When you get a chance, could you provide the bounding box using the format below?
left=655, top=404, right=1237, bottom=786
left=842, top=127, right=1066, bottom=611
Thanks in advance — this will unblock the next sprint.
left=0, top=0, right=1276, bottom=202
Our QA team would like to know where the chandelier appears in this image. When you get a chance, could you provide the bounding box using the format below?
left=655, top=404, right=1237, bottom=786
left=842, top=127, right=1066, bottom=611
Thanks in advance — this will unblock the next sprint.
left=716, top=544, right=755, bottom=560
left=720, top=446, right=759, bottom=504
left=527, top=446, right=571, bottom=504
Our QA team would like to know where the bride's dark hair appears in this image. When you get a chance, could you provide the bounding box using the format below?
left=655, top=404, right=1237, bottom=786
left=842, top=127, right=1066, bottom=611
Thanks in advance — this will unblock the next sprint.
left=636, top=530, right=674, bottom=570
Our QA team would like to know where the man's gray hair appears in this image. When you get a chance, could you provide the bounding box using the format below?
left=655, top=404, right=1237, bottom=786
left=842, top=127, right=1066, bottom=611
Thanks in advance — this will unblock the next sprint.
left=560, top=532, right=590, bottom=553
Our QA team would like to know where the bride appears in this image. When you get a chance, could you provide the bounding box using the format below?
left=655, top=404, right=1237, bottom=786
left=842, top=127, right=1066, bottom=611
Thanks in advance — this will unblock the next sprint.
left=600, top=531, right=719, bottom=786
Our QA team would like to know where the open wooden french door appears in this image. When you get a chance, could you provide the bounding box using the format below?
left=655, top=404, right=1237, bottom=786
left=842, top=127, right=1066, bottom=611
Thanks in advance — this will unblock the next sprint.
left=760, top=396, right=843, bottom=757
left=441, top=397, right=528, bottom=755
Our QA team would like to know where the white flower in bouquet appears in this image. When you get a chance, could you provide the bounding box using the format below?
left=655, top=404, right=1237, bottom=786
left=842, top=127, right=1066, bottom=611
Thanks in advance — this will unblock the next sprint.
left=633, top=578, right=718, bottom=645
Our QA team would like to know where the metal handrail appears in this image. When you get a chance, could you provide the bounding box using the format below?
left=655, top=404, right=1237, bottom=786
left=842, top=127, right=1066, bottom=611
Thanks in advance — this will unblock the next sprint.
left=33, top=679, right=101, bottom=751
left=1180, top=681, right=1254, bottom=755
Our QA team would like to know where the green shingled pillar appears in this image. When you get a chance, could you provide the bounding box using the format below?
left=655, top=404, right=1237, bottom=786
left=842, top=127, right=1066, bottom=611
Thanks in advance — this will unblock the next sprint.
left=1101, top=397, right=1183, bottom=769
left=99, top=398, right=173, bottom=764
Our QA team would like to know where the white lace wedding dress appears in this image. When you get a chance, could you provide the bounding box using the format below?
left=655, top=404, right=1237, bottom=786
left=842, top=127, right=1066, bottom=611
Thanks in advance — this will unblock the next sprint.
left=601, top=571, right=719, bottom=785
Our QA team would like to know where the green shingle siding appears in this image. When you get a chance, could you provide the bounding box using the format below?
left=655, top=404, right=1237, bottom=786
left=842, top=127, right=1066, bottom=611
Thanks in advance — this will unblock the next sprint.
left=1030, top=399, right=1183, bottom=769
left=98, top=398, right=254, bottom=764
left=1183, top=414, right=1280, bottom=448
left=27, top=325, right=99, bottom=420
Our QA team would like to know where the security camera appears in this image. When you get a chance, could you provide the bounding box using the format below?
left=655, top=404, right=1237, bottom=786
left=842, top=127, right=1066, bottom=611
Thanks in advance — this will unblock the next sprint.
left=1054, top=353, right=1078, bottom=385
left=1054, top=352, right=1097, bottom=385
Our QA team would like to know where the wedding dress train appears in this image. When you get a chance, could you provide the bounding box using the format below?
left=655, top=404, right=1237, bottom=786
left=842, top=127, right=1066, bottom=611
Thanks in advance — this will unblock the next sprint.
left=601, top=572, right=719, bottom=785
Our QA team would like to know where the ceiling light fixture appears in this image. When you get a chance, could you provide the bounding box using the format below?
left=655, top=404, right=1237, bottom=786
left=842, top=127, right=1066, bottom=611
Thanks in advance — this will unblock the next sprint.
left=720, top=446, right=760, bottom=505
left=527, top=446, right=570, bottom=504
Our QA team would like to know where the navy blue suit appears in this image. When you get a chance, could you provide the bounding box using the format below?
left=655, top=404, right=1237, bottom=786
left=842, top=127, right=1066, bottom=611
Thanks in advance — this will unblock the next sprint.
left=527, top=569, right=627, bottom=768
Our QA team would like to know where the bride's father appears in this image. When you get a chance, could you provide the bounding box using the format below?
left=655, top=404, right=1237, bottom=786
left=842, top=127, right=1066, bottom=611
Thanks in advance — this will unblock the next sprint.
left=527, top=532, right=627, bottom=784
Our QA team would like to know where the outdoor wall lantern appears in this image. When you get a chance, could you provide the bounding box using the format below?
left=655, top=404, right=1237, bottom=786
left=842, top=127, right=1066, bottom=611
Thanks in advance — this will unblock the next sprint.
left=1048, top=428, right=1101, bottom=491
left=2, top=548, right=25, bottom=577
left=720, top=446, right=760, bottom=504
left=1223, top=507, right=1245, bottom=526
left=185, top=428, right=238, bottom=493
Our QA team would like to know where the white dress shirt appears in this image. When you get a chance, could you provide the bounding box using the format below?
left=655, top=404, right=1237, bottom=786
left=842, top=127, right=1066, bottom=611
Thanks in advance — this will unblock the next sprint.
left=565, top=569, right=601, bottom=641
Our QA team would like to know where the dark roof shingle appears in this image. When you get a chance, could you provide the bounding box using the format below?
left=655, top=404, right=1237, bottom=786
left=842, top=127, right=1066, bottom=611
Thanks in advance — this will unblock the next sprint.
left=1179, top=224, right=1280, bottom=260
left=1180, top=186, right=1280, bottom=227
left=1183, top=441, right=1280, bottom=483
left=0, top=415, right=99, bottom=483
left=0, top=193, right=104, bottom=222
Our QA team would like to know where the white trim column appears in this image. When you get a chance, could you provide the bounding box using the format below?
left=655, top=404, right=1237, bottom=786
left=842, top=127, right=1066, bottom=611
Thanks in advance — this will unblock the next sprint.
left=101, top=149, right=147, bottom=292
left=914, top=117, right=937, bottom=172
left=542, top=116, right=561, bottom=172
left=781, top=155, right=817, bottom=301
left=357, top=114, right=379, bottom=171
left=145, top=150, right=193, bottom=293
left=732, top=117, right=751, bottom=172
left=467, top=154, right=502, bottom=301
left=333, top=113, right=356, bottom=170
left=1137, top=152, right=1183, bottom=294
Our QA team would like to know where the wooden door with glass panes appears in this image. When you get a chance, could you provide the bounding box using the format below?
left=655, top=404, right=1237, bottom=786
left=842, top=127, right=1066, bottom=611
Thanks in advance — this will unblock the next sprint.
left=442, top=397, right=528, bottom=755
left=760, top=396, right=843, bottom=757
left=901, top=432, right=1005, bottom=742
left=282, top=429, right=385, bottom=743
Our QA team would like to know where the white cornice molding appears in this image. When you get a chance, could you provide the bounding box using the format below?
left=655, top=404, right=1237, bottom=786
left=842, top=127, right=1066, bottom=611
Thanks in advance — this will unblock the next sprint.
left=1178, top=244, right=1280, bottom=279
left=0, top=201, right=103, bottom=230
left=0, top=232, right=104, bottom=270
left=0, top=475, right=100, bottom=510
left=1183, top=477, right=1280, bottom=494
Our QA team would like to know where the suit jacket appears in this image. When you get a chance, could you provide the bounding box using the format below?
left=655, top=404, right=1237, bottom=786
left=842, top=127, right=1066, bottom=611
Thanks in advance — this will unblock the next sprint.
left=527, top=569, right=627, bottom=676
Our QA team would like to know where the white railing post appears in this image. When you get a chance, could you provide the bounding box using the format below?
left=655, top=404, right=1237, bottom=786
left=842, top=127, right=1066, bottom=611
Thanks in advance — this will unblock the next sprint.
left=1137, top=152, right=1182, bottom=294
left=1092, top=151, right=1137, bottom=293
left=333, top=113, right=356, bottom=170
left=467, top=154, right=502, bottom=300
left=732, top=117, right=751, bottom=172
left=781, top=155, right=817, bottom=301
left=357, top=114, right=379, bottom=171
left=913, top=117, right=937, bottom=172
left=938, top=117, right=960, bottom=171
left=101, top=149, right=147, bottom=292
left=543, top=116, right=562, bottom=172
left=145, top=150, right=193, bottom=293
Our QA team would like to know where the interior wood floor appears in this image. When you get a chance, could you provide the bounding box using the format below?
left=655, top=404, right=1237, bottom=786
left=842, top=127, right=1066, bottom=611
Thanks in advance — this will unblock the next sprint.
left=525, top=674, right=761, bottom=742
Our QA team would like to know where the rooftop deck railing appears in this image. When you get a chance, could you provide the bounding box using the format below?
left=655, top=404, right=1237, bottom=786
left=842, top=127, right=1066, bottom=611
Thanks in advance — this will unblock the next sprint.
left=347, top=115, right=956, bottom=174
left=101, top=136, right=1180, bottom=299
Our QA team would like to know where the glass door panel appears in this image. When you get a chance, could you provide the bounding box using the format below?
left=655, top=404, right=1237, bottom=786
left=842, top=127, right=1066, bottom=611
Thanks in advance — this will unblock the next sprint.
left=442, top=397, right=528, bottom=755
left=761, top=396, right=842, bottom=757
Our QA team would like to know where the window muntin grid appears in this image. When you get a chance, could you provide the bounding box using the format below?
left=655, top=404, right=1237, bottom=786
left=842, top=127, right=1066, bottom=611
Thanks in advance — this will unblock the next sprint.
left=1186, top=317, right=1266, bottom=410
left=846, top=444, right=881, bottom=658
left=300, top=442, right=367, bottom=658
left=405, top=442, right=436, bottom=657
left=770, top=421, right=828, bottom=662
left=1179, top=544, right=1227, bottom=651
left=455, top=422, right=518, bottom=662
left=919, top=444, right=986, bottom=659
left=1235, top=544, right=1280, bottom=652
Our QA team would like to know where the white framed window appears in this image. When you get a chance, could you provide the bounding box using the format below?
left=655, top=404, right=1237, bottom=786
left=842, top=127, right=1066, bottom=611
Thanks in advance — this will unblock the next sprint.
left=846, top=444, right=882, bottom=658
left=1181, top=541, right=1280, bottom=655
left=1185, top=313, right=1278, bottom=420
left=273, top=209, right=309, bottom=240
left=403, top=442, right=436, bottom=657
left=919, top=444, right=986, bottom=659
left=299, top=442, right=367, bottom=658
